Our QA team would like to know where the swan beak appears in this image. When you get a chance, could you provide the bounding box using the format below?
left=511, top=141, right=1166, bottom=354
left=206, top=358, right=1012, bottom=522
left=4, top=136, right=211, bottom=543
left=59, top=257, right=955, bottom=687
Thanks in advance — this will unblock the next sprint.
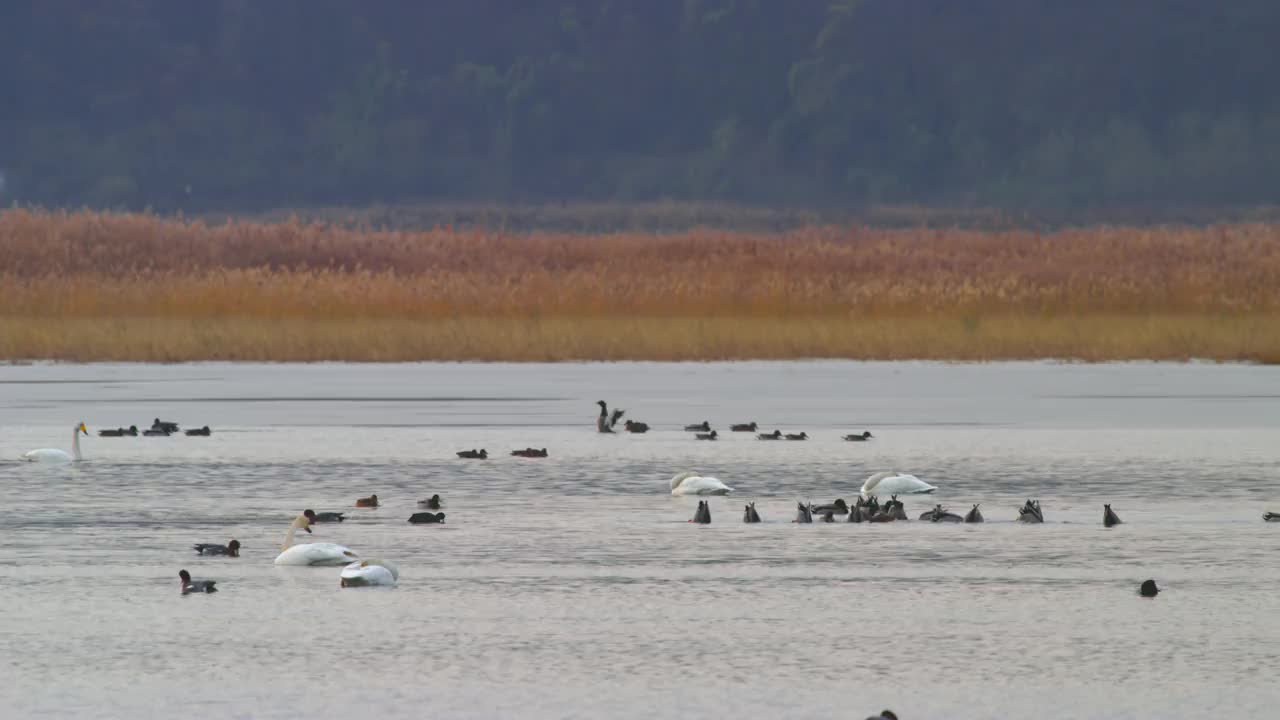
left=304, top=526, right=312, bottom=533
left=79, top=423, right=88, bottom=434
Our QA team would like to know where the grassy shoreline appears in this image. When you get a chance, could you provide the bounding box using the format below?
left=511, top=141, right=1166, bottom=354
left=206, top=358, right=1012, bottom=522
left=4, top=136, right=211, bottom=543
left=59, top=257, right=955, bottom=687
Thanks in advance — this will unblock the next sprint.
left=3, top=209, right=1279, bottom=363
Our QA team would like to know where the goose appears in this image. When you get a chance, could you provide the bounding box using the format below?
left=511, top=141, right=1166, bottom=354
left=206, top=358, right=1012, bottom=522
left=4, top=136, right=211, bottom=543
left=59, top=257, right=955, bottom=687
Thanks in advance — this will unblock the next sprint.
left=340, top=559, right=399, bottom=587
left=964, top=504, right=984, bottom=523
left=784, top=432, right=808, bottom=441
left=418, top=494, right=443, bottom=509
left=456, top=449, right=488, bottom=459
left=757, top=430, right=782, bottom=440
left=152, top=418, right=180, bottom=433
left=743, top=501, right=762, bottom=523
left=99, top=425, right=138, bottom=437
left=624, top=420, right=650, bottom=433
left=179, top=569, right=217, bottom=594
left=669, top=471, right=733, bottom=496
left=1139, top=580, right=1159, bottom=597
left=408, top=511, right=446, bottom=524
left=683, top=421, right=711, bottom=432
left=596, top=400, right=624, bottom=433
left=311, top=511, right=345, bottom=523
left=1103, top=504, right=1122, bottom=527
left=689, top=500, right=711, bottom=524
left=860, top=471, right=937, bottom=497
left=730, top=422, right=758, bottom=432
left=273, top=513, right=358, bottom=566
left=695, top=430, right=718, bottom=441
left=511, top=447, right=548, bottom=458
left=1265, top=512, right=1280, bottom=522
left=355, top=494, right=378, bottom=508
left=184, top=426, right=212, bottom=436
left=143, top=427, right=172, bottom=437
left=23, top=422, right=88, bottom=463
left=193, top=539, right=241, bottom=557
left=843, top=431, right=873, bottom=441
left=812, top=499, right=848, bottom=515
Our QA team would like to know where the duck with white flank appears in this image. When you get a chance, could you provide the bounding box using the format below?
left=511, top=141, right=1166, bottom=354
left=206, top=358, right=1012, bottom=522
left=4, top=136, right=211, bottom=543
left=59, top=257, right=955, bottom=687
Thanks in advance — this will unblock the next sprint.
left=179, top=569, right=217, bottom=594
left=843, top=431, right=873, bottom=441
left=193, top=539, right=241, bottom=557
left=756, top=430, right=782, bottom=440
left=695, top=430, right=718, bottom=441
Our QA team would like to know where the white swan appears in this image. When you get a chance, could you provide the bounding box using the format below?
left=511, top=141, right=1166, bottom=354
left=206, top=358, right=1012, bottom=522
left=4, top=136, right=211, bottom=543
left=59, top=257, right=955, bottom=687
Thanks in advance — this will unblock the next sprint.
left=670, top=470, right=733, bottom=496
left=340, top=558, right=399, bottom=587
left=22, top=422, right=88, bottom=463
left=274, top=514, right=359, bottom=566
left=860, top=471, right=937, bottom=497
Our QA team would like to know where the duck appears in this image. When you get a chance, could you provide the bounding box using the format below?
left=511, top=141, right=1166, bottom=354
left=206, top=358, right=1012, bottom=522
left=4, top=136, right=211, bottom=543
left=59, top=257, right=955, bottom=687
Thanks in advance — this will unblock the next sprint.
left=690, top=500, right=711, bottom=524
left=596, top=400, right=624, bottom=433
left=884, top=495, right=910, bottom=521
left=919, top=504, right=963, bottom=523
left=793, top=502, right=814, bottom=523
left=98, top=425, right=139, bottom=437
left=179, top=569, right=217, bottom=594
left=860, top=471, right=937, bottom=496
left=184, top=426, right=212, bottom=436
left=784, top=432, right=808, bottom=441
left=1139, top=580, right=1159, bottom=597
left=683, top=421, right=711, bottom=432
left=865, top=712, right=898, bottom=720
left=511, top=448, right=548, bottom=458
left=192, top=540, right=241, bottom=557
left=408, top=511, right=446, bottom=524
left=22, top=422, right=88, bottom=463
left=624, top=420, right=650, bottom=433
left=756, top=430, right=782, bottom=440
left=143, top=427, right=171, bottom=436
left=964, top=504, right=984, bottom=523
left=1265, top=512, right=1280, bottom=522
left=418, top=494, right=443, bottom=509
left=730, top=422, right=758, bottom=432
left=310, top=511, right=345, bottom=523
left=812, top=498, right=849, bottom=515
left=843, top=431, right=873, bottom=441
left=743, top=501, right=762, bottom=523
left=273, top=513, right=359, bottom=566
left=355, top=494, right=379, bottom=508
left=695, top=430, right=718, bottom=441
left=669, top=471, right=733, bottom=496
left=1103, top=504, right=1122, bottom=527
left=847, top=500, right=868, bottom=523
left=340, top=559, right=399, bottom=587
left=1017, top=499, right=1044, bottom=524
left=456, top=449, right=488, bottom=459
left=151, top=418, right=180, bottom=433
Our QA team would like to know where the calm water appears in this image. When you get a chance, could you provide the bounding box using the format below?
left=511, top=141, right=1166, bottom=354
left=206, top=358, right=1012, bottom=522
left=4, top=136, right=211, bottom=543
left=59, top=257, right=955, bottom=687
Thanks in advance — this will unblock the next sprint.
left=1, top=361, right=1278, bottom=719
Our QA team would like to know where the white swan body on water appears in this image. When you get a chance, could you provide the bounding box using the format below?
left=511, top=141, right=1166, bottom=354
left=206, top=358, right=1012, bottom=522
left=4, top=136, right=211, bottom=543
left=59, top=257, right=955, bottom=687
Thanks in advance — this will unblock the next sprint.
left=274, top=514, right=358, bottom=566
left=23, top=423, right=88, bottom=463
left=340, top=558, right=399, bottom=587
left=670, top=471, right=733, bottom=496
left=860, top=471, right=937, bottom=497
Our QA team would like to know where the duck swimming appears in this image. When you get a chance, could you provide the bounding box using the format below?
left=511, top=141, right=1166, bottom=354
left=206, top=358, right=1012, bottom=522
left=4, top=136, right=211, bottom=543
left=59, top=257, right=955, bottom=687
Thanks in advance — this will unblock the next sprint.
left=193, top=540, right=241, bottom=557
left=730, top=422, right=758, bottom=432
left=1140, top=579, right=1160, bottom=597
left=690, top=500, right=711, bottom=524
left=695, top=430, right=718, bottom=440
left=1103, top=504, right=1122, bottom=527
left=179, top=569, right=217, bottom=594
left=964, top=504, right=984, bottom=523
left=812, top=499, right=848, bottom=515
left=143, top=427, right=171, bottom=436
left=1265, top=512, right=1280, bottom=522
left=860, top=471, right=937, bottom=496
left=596, top=400, right=625, bottom=433
left=98, top=425, right=138, bottom=437
left=355, top=494, right=379, bottom=508
left=920, top=504, right=963, bottom=523
left=184, top=426, right=212, bottom=436
left=683, top=421, right=711, bottom=432
left=624, top=420, right=650, bottom=433
left=23, top=422, right=88, bottom=463
left=843, top=431, right=873, bottom=441
left=784, top=432, right=808, bottom=441
left=456, top=449, right=488, bottom=459
left=274, top=513, right=358, bottom=566
left=419, top=494, right=443, bottom=509
left=669, top=471, right=733, bottom=496
left=340, top=559, right=399, bottom=587
left=884, top=495, right=909, bottom=521
left=743, top=501, right=762, bottom=523
left=408, top=511, right=446, bottom=524
left=511, top=447, right=548, bottom=458
left=757, top=430, right=782, bottom=440
left=310, top=511, right=345, bottom=523
left=152, top=419, right=180, bottom=433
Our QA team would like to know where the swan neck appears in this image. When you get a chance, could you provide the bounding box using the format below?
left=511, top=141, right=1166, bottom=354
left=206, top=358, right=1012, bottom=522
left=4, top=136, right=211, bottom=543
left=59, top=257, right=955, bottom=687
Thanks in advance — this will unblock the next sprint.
left=72, top=428, right=82, bottom=461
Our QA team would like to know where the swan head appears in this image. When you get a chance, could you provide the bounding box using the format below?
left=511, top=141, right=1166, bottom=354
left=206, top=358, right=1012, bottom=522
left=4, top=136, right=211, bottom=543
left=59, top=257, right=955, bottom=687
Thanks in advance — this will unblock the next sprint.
left=301, top=510, right=316, bottom=532
left=77, top=422, right=88, bottom=435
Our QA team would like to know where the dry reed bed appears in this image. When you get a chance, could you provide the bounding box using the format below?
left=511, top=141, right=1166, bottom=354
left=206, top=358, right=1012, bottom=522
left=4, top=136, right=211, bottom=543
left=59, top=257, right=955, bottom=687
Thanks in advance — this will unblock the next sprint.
left=2, top=209, right=1279, bottom=361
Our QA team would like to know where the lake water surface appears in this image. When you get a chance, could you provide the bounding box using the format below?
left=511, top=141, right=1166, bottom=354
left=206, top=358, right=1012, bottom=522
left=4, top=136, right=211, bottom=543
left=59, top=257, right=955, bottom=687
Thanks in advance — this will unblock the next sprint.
left=1, top=361, right=1278, bottom=719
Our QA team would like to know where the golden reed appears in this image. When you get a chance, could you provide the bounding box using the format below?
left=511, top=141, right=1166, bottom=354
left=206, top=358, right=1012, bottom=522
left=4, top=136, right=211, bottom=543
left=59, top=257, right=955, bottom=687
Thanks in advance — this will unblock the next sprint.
left=2, top=209, right=1278, bottom=362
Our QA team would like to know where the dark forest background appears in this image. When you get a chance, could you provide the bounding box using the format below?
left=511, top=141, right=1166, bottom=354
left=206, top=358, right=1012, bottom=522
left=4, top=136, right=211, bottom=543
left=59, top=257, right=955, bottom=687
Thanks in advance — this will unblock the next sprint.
left=2, top=1, right=1278, bottom=215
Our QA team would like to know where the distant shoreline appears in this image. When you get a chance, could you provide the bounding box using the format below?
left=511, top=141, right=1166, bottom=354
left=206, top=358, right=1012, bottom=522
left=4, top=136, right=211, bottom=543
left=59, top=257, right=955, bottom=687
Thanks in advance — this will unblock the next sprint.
left=3, top=209, right=1278, bottom=364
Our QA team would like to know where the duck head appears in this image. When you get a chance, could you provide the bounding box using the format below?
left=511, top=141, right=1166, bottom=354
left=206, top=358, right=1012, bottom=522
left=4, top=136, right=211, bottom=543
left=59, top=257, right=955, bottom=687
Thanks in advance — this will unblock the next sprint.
left=178, top=569, right=191, bottom=584
left=227, top=539, right=242, bottom=556
left=1140, top=579, right=1159, bottom=597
